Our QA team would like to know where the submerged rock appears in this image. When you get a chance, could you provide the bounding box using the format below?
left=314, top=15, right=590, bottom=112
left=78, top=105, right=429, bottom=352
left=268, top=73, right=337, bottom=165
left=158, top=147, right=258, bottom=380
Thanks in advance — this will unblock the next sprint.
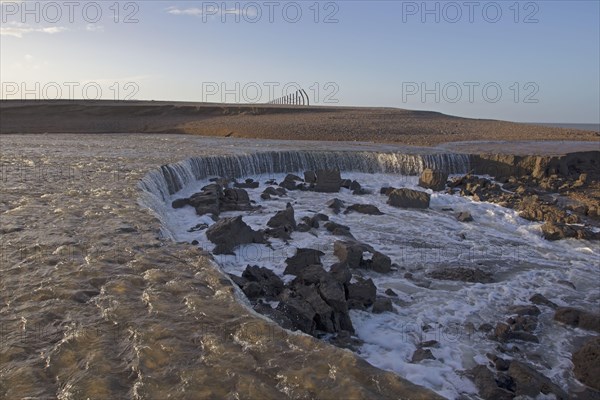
left=456, top=211, right=474, bottom=222
left=507, top=361, right=568, bottom=399
left=372, top=297, right=394, bottom=314
left=324, top=221, right=353, bottom=237
left=428, top=266, right=493, bottom=283
left=326, top=198, right=345, bottom=214
left=411, top=348, right=435, bottom=363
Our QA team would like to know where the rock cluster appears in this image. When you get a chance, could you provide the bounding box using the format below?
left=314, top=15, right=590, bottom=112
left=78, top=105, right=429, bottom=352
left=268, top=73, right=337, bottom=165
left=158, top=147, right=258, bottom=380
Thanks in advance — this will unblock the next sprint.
left=172, top=181, right=257, bottom=218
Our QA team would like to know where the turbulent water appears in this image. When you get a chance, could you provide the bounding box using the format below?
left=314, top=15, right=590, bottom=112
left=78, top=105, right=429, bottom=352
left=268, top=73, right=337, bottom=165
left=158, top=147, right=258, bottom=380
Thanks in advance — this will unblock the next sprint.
left=1, top=134, right=598, bottom=400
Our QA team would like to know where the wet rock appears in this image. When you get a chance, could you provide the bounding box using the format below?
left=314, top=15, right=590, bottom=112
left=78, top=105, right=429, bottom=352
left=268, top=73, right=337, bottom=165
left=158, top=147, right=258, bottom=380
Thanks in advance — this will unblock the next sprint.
left=494, top=322, right=539, bottom=343
left=380, top=186, right=395, bottom=195
left=573, top=337, right=600, bottom=391
left=418, top=169, right=449, bottom=191
left=228, top=273, right=247, bottom=288
left=385, top=288, right=398, bottom=297
left=387, top=188, right=430, bottom=209
left=187, top=223, right=209, bottom=232
left=315, top=169, right=341, bottom=193
left=508, top=361, right=568, bottom=399
left=276, top=293, right=316, bottom=334
left=241, top=281, right=262, bottom=299
left=294, top=264, right=327, bottom=285
left=554, top=307, right=600, bottom=333
left=367, top=252, right=392, bottom=273
left=329, top=331, right=363, bottom=351
left=347, top=277, right=377, bottom=310
left=324, top=221, right=353, bottom=237
left=206, top=216, right=266, bottom=255
left=344, top=204, right=384, bottom=215
left=508, top=305, right=541, bottom=317
left=304, top=170, right=317, bottom=184
left=171, top=198, right=189, bottom=208
left=467, top=365, right=515, bottom=400
left=326, top=198, right=345, bottom=214
left=266, top=203, right=296, bottom=240
left=220, top=188, right=253, bottom=212
left=295, top=285, right=337, bottom=333
left=419, top=340, right=439, bottom=348
left=479, top=323, right=494, bottom=332
left=241, top=265, right=284, bottom=299
left=529, top=293, right=558, bottom=309
left=333, top=240, right=374, bottom=269
left=279, top=174, right=304, bottom=190
left=487, top=354, right=511, bottom=372
left=456, top=211, right=474, bottom=222
left=253, top=302, right=294, bottom=331
left=428, top=266, right=493, bottom=283
left=233, top=179, right=259, bottom=189
left=541, top=221, right=599, bottom=241
left=372, top=298, right=394, bottom=314
left=284, top=248, right=325, bottom=276
left=329, top=262, right=352, bottom=285
left=263, top=186, right=287, bottom=197
left=411, top=348, right=435, bottom=363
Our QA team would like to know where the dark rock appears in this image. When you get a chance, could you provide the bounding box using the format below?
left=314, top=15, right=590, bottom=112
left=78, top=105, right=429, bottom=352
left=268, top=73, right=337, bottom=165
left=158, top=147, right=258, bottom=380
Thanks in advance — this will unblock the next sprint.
left=72, top=290, right=100, bottom=303
left=253, top=302, right=294, bottom=331
left=304, top=171, right=317, bottom=184
left=228, top=273, right=248, bottom=288
left=234, top=180, right=259, bottom=189
left=419, top=340, right=439, bottom=348
left=315, top=169, right=341, bottom=193
left=284, top=248, right=325, bottom=276
left=172, top=198, right=189, bottom=208
left=380, top=187, right=395, bottom=195
left=494, top=322, right=539, bottom=343
left=324, top=221, right=353, bottom=237
left=276, top=294, right=316, bottom=334
left=479, top=323, right=494, bottom=332
left=206, top=216, right=266, bottom=255
left=263, top=186, right=287, bottom=197
left=187, top=223, right=209, bottom=232
left=261, top=193, right=272, bottom=200
left=241, top=281, right=262, bottom=299
left=509, top=305, right=541, bottom=316
left=329, top=331, right=363, bottom=351
left=508, top=361, right=568, bottom=399
left=340, top=179, right=352, bottom=189
left=280, top=174, right=304, bottom=190
left=350, top=180, right=362, bottom=192
left=529, top=293, right=558, bottom=309
left=418, top=169, right=449, bottom=191
left=428, top=266, right=493, bottom=283
left=385, top=288, right=398, bottom=297
left=294, top=264, right=328, bottom=285
left=220, top=188, right=253, bottom=212
left=411, top=348, right=435, bottom=363
left=344, top=204, right=384, bottom=215
left=372, top=298, right=394, bottom=314
left=541, top=221, right=599, bottom=241
left=241, top=265, right=284, bottom=299
left=573, top=337, right=600, bottom=391
left=367, top=252, right=392, bottom=273
left=295, top=285, right=337, bottom=333
left=347, top=278, right=377, bottom=309
left=554, top=307, right=600, bottom=333
left=329, top=262, right=352, bottom=285
left=326, top=198, right=345, bottom=214
left=467, top=366, right=514, bottom=400
left=457, top=211, right=474, bottom=222
left=387, top=188, right=430, bottom=209
left=267, top=203, right=296, bottom=230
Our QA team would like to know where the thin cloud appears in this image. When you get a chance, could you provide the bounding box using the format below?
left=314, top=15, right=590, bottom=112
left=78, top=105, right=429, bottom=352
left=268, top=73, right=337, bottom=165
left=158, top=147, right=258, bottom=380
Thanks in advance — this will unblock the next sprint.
left=166, top=6, right=257, bottom=18
left=0, top=22, right=68, bottom=38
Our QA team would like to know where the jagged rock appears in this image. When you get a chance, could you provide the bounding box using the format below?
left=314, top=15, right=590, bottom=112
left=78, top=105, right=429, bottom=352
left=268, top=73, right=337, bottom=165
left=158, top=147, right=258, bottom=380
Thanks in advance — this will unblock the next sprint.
left=387, top=188, right=430, bottom=209
left=380, top=187, right=395, bottom=195
left=172, top=198, right=189, bottom=208
left=385, top=288, right=398, bottom=297
left=372, top=298, right=394, bottom=314
left=467, top=366, right=515, bottom=400
left=494, top=322, right=539, bottom=343
left=541, top=221, right=599, bottom=241
left=220, top=188, right=253, bottom=212
left=280, top=174, right=304, bottom=190
left=347, top=277, right=377, bottom=310
left=253, top=302, right=294, bottom=331
left=529, top=293, right=558, bottom=309
left=411, top=348, right=435, bottom=363
left=329, top=331, right=363, bottom=351
left=554, top=307, right=600, bottom=333
left=241, top=281, right=262, bottom=299
left=284, top=248, right=325, bottom=276
left=266, top=203, right=296, bottom=240
left=241, top=265, right=284, bottom=299
left=206, top=216, right=266, bottom=255
left=428, top=266, right=493, bottom=283
left=333, top=240, right=374, bottom=269
left=295, top=285, right=337, bottom=333
left=315, top=169, right=341, bottom=193
left=457, top=211, right=474, bottom=222
left=344, top=204, right=384, bottom=215
left=263, top=186, right=287, bottom=197
left=294, top=264, right=327, bottom=285
left=365, top=251, right=392, bottom=273
left=326, top=198, right=345, bottom=214
left=276, top=293, right=316, bottom=334
left=418, top=169, right=449, bottom=191
left=572, top=337, right=600, bottom=391
left=324, top=221, right=353, bottom=237
left=329, top=262, right=352, bottom=285
left=487, top=353, right=511, bottom=371
left=508, top=361, right=568, bottom=399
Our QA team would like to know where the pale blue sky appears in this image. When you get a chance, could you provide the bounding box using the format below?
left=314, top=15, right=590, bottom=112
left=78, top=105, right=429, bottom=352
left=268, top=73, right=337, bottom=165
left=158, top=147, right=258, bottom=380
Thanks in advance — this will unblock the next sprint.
left=1, top=0, right=599, bottom=123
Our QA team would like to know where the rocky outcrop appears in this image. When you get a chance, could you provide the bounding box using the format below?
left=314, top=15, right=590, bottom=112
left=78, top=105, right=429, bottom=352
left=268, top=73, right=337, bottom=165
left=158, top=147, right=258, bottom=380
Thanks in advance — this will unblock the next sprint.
left=279, top=174, right=304, bottom=190
left=206, top=216, right=266, bottom=254
left=387, top=188, right=430, bottom=209
left=284, top=248, right=325, bottom=276
left=572, top=337, right=600, bottom=391
left=554, top=307, right=600, bottom=333
left=418, top=169, right=449, bottom=191
left=172, top=183, right=255, bottom=217
left=314, top=169, right=341, bottom=193
left=333, top=240, right=392, bottom=273
left=266, top=203, right=297, bottom=240
left=347, top=277, right=377, bottom=310
left=344, top=204, right=384, bottom=215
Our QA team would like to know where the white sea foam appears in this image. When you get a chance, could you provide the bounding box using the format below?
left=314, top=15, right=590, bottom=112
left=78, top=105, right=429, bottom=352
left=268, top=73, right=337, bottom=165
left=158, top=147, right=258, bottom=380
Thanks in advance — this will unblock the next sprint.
left=164, top=172, right=599, bottom=399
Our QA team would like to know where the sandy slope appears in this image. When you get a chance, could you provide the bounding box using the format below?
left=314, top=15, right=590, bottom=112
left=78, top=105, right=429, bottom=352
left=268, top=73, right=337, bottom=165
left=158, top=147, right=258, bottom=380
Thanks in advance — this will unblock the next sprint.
left=1, top=100, right=598, bottom=146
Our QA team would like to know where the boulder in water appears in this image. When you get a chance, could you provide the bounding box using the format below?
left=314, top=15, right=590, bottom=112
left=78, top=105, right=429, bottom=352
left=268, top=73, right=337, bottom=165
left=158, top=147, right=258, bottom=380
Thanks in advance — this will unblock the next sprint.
left=284, top=248, right=325, bottom=276
left=387, top=188, right=430, bottom=209
left=326, top=198, right=345, bottom=214
left=572, top=336, right=600, bottom=391
left=418, top=168, right=449, bottom=191
left=315, top=169, right=341, bottom=193
left=206, top=216, right=266, bottom=255
left=344, top=204, right=384, bottom=215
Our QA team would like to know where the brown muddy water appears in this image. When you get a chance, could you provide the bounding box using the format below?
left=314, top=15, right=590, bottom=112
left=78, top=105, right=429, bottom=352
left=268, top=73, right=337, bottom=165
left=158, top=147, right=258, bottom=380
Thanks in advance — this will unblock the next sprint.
left=0, top=134, right=597, bottom=400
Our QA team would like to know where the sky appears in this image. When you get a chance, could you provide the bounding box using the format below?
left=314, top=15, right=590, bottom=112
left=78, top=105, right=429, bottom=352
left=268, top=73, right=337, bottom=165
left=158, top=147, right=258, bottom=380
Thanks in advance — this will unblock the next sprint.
left=1, top=0, right=599, bottom=123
